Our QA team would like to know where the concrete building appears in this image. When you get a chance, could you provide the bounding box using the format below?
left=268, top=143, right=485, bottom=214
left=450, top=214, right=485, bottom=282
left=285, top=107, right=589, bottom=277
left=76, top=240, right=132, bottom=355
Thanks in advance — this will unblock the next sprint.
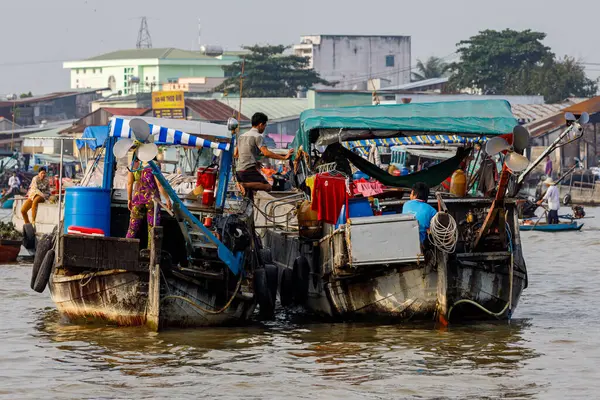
left=63, top=48, right=240, bottom=96
left=293, top=35, right=411, bottom=90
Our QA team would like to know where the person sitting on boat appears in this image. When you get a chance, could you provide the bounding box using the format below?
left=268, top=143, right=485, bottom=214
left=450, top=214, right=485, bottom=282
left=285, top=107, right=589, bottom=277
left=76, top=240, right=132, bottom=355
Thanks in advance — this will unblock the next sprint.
left=234, top=112, right=292, bottom=195
left=537, top=177, right=560, bottom=224
left=21, top=167, right=50, bottom=226
left=126, top=160, right=172, bottom=246
left=0, top=172, right=21, bottom=204
left=402, top=182, right=438, bottom=243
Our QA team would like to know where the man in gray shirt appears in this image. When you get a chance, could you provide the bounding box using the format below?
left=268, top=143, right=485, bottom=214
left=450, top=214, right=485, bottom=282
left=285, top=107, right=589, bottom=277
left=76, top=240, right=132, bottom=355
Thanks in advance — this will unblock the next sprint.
left=235, top=112, right=292, bottom=194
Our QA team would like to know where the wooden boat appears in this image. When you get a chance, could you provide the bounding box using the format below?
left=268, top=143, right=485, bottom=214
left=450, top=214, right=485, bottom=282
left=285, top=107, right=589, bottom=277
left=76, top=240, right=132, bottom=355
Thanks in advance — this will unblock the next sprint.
left=519, top=221, right=583, bottom=232
left=262, top=101, right=587, bottom=324
left=32, top=117, right=269, bottom=330
left=0, top=239, right=21, bottom=263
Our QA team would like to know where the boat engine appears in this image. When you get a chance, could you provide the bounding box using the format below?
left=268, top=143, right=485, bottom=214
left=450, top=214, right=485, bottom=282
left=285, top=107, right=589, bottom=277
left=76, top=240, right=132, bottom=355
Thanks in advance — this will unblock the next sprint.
left=214, top=214, right=251, bottom=252
left=572, top=205, right=585, bottom=219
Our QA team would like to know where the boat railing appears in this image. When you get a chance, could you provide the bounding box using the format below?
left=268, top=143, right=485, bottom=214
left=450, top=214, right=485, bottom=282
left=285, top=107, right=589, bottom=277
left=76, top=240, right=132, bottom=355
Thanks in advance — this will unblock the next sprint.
left=261, top=192, right=304, bottom=232
left=316, top=162, right=337, bottom=174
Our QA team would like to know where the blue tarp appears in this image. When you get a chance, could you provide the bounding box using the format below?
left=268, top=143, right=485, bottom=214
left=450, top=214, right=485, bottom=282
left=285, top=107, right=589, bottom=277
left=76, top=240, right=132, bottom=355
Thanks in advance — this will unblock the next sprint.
left=77, top=126, right=109, bottom=150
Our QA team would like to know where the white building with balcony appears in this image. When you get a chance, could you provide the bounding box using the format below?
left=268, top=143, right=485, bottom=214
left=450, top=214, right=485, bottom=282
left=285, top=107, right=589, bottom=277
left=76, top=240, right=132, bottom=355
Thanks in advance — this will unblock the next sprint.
left=293, top=35, right=411, bottom=90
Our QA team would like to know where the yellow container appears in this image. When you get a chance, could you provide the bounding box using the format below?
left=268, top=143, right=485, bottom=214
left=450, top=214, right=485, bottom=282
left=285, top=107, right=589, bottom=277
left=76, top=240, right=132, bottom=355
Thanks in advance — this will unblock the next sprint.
left=297, top=200, right=322, bottom=239
left=450, top=169, right=467, bottom=197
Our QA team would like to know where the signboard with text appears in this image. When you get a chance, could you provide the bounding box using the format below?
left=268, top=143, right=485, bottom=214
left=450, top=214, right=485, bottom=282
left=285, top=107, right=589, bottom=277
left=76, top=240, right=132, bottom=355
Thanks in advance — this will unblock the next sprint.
left=151, top=90, right=185, bottom=119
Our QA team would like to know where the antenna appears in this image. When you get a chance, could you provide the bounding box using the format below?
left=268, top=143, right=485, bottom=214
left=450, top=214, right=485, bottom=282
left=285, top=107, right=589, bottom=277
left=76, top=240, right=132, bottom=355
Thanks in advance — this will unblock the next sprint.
left=198, top=19, right=202, bottom=50
left=136, top=17, right=152, bottom=49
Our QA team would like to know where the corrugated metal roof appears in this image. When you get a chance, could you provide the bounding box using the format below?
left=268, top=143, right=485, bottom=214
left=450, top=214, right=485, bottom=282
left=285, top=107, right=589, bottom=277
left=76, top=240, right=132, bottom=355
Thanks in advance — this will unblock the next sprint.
left=102, top=107, right=150, bottom=116
left=22, top=124, right=74, bottom=139
left=85, top=48, right=214, bottom=61
left=527, top=96, right=600, bottom=138
left=511, top=103, right=569, bottom=123
left=563, top=96, right=600, bottom=115
left=382, top=77, right=449, bottom=91
left=218, top=98, right=309, bottom=121
left=186, top=99, right=248, bottom=121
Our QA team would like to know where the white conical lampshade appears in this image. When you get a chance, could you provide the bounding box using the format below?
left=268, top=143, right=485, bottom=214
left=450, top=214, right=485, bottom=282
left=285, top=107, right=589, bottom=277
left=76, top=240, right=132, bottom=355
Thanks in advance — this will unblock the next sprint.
left=485, top=137, right=511, bottom=155
left=130, top=118, right=151, bottom=142
left=113, top=138, right=135, bottom=159
left=505, top=152, right=529, bottom=172
left=136, top=142, right=159, bottom=162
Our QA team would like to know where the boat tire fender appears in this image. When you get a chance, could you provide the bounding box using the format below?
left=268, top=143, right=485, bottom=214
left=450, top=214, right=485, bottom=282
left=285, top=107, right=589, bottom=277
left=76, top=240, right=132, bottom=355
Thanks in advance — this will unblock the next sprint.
left=563, top=193, right=572, bottom=206
left=31, top=233, right=55, bottom=290
left=32, top=249, right=55, bottom=293
left=259, top=247, right=273, bottom=265
left=279, top=267, right=294, bottom=307
left=292, top=256, right=310, bottom=305
left=264, top=264, right=278, bottom=305
left=23, top=223, right=36, bottom=250
left=254, top=268, right=275, bottom=319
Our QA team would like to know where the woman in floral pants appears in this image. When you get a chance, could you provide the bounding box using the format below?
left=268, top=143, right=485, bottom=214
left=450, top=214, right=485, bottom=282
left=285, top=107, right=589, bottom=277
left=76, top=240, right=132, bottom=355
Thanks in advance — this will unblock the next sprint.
left=126, top=162, right=171, bottom=245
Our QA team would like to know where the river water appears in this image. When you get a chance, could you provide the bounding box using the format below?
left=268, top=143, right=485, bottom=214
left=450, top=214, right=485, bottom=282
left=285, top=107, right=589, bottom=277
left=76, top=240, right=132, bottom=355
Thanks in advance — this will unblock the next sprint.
left=1, top=207, right=599, bottom=399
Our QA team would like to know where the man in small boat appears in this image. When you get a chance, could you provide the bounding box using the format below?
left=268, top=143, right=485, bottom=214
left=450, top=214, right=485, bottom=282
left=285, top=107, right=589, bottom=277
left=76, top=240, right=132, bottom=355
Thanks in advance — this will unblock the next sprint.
left=235, top=112, right=292, bottom=194
left=0, top=172, right=21, bottom=204
left=402, top=182, right=438, bottom=243
left=537, top=177, right=560, bottom=224
left=21, top=167, right=50, bottom=226
left=126, top=160, right=172, bottom=246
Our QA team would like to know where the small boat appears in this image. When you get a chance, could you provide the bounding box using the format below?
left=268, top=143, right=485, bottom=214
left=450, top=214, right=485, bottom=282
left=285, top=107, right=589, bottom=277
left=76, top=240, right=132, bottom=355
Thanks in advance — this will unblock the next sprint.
left=519, top=221, right=583, bottom=232
left=2, top=198, right=14, bottom=209
left=0, top=239, right=21, bottom=263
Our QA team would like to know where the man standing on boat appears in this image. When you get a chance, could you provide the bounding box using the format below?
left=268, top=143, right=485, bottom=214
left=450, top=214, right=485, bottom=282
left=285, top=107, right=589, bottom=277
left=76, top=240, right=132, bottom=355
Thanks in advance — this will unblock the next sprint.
left=402, top=182, right=438, bottom=243
left=234, top=112, right=292, bottom=194
left=537, top=177, right=560, bottom=224
left=21, top=167, right=50, bottom=226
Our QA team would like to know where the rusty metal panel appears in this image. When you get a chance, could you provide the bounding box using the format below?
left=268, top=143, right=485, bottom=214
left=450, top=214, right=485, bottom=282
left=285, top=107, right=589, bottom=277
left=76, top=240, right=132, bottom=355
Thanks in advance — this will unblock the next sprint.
left=61, top=234, right=142, bottom=271
left=347, top=214, right=422, bottom=266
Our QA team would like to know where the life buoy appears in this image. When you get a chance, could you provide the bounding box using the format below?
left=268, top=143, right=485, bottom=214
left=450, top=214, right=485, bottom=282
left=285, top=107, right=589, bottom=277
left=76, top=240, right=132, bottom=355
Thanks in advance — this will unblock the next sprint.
left=31, top=232, right=54, bottom=290
left=32, top=249, right=55, bottom=293
left=292, top=256, right=310, bottom=305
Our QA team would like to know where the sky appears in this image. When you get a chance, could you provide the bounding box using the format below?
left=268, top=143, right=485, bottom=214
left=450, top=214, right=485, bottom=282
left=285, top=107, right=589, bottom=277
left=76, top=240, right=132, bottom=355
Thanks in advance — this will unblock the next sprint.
left=1, top=0, right=599, bottom=95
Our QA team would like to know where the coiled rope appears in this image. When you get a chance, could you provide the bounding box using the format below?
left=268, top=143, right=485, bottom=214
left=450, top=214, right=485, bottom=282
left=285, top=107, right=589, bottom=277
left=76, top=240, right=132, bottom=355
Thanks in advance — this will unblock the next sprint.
left=429, top=212, right=458, bottom=253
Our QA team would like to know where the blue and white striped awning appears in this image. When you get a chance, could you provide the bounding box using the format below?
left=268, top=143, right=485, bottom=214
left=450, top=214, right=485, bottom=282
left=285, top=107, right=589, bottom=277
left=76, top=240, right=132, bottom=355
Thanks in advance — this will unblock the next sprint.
left=344, top=135, right=486, bottom=150
left=109, top=117, right=230, bottom=151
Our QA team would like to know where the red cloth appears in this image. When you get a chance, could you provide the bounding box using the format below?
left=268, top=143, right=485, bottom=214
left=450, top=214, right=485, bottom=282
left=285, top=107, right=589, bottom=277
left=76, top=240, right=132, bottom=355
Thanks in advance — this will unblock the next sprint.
left=311, top=174, right=348, bottom=224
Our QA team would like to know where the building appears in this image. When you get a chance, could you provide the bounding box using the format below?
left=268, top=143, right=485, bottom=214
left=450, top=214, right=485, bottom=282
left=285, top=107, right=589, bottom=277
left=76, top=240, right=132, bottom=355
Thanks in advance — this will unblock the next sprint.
left=186, top=99, right=247, bottom=123
left=293, top=35, right=411, bottom=90
left=162, top=77, right=226, bottom=93
left=0, top=117, right=21, bottom=131
left=61, top=107, right=152, bottom=135
left=63, top=48, right=240, bottom=96
left=0, top=90, right=102, bottom=126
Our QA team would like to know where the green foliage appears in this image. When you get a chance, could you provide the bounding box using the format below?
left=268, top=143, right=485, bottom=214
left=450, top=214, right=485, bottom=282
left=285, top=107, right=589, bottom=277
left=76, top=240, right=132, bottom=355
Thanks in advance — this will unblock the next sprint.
left=215, top=45, right=329, bottom=97
left=19, top=92, right=33, bottom=99
left=412, top=57, right=449, bottom=81
left=448, top=29, right=598, bottom=103
left=0, top=221, right=22, bottom=240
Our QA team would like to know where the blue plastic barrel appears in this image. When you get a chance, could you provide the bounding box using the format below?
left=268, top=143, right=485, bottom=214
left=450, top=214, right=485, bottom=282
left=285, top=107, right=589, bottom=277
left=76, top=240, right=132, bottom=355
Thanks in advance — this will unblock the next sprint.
left=63, top=187, right=112, bottom=235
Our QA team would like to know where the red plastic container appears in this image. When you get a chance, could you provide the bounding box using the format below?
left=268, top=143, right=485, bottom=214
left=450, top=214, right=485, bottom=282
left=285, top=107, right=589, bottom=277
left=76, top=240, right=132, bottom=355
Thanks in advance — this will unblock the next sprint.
left=196, top=167, right=217, bottom=206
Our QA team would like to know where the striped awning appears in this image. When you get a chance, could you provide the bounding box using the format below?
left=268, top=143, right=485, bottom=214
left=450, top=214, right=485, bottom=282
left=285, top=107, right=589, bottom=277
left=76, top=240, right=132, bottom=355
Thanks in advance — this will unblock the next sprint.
left=345, top=135, right=485, bottom=158
left=109, top=117, right=230, bottom=151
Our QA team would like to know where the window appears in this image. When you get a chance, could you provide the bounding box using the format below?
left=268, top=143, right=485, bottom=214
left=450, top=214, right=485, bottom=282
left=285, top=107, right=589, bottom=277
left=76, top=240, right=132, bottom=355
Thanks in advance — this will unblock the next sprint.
left=385, top=55, right=395, bottom=67
left=93, top=68, right=96, bottom=74
left=83, top=69, right=86, bottom=74
left=76, top=69, right=79, bottom=74
left=99, top=68, right=102, bottom=74
left=123, top=67, right=134, bottom=94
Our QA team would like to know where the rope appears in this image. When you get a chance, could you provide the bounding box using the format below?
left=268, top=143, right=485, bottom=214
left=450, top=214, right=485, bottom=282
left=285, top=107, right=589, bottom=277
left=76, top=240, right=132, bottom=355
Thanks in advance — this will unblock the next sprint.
left=161, top=275, right=242, bottom=315
left=429, top=212, right=458, bottom=253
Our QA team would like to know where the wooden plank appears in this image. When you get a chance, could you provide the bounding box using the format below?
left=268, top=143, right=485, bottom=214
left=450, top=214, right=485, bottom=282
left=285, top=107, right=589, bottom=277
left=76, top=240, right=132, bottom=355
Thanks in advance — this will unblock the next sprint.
left=146, top=227, right=163, bottom=332
left=61, top=234, right=141, bottom=271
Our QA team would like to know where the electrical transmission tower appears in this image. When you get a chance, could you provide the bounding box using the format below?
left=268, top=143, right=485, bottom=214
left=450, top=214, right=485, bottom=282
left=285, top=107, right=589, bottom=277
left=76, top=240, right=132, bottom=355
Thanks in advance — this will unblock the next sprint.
left=136, top=17, right=152, bottom=49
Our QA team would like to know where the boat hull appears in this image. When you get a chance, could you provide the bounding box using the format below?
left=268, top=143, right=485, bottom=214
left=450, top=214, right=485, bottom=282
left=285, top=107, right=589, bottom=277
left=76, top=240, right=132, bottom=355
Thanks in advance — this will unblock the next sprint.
left=49, top=268, right=256, bottom=328
left=519, top=222, right=583, bottom=231
left=0, top=240, right=21, bottom=263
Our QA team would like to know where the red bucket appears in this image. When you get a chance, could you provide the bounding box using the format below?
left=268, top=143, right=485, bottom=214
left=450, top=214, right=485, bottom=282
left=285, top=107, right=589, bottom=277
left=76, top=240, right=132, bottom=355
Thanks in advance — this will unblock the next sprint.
left=196, top=167, right=217, bottom=206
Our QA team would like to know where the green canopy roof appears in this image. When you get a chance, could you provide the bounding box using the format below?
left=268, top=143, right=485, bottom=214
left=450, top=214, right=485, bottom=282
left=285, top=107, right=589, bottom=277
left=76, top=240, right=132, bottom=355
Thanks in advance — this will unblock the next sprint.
left=292, top=100, right=517, bottom=150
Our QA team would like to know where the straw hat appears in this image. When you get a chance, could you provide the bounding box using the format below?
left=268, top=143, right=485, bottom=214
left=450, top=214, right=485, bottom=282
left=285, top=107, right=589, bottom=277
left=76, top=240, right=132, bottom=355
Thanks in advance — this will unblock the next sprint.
left=544, top=177, right=555, bottom=185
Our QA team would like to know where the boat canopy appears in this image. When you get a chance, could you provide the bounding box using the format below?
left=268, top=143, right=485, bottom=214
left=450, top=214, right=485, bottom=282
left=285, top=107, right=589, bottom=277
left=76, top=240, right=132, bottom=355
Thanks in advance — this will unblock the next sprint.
left=77, top=126, right=109, bottom=150
left=109, top=117, right=230, bottom=151
left=113, top=116, right=232, bottom=139
left=292, top=100, right=517, bottom=150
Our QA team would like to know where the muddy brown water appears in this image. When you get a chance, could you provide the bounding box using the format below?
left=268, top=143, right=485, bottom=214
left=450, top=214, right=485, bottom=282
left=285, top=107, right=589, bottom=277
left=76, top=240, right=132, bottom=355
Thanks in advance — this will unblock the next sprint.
left=1, top=207, right=599, bottom=399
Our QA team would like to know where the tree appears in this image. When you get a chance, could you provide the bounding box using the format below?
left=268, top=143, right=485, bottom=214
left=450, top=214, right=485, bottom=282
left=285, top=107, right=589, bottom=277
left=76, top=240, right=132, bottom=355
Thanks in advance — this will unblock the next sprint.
left=448, top=29, right=598, bottom=102
left=215, top=45, right=329, bottom=97
left=19, top=92, right=33, bottom=99
left=448, top=29, right=553, bottom=94
left=411, top=57, right=448, bottom=81
left=532, top=56, right=598, bottom=103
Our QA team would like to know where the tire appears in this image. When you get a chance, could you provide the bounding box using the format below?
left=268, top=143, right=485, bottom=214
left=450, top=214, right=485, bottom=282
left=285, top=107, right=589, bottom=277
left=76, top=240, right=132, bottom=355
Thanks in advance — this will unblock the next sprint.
left=254, top=268, right=274, bottom=319
left=264, top=264, right=278, bottom=305
left=279, top=268, right=294, bottom=307
left=23, top=223, right=36, bottom=250
left=31, top=233, right=54, bottom=290
left=258, top=247, right=273, bottom=265
left=32, top=249, right=55, bottom=293
left=563, top=193, right=572, bottom=206
left=292, top=256, right=310, bottom=305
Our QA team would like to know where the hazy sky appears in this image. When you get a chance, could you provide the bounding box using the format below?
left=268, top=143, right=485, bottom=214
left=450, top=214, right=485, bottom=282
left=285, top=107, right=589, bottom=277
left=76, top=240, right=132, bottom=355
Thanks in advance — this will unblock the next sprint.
left=1, top=0, right=599, bottom=94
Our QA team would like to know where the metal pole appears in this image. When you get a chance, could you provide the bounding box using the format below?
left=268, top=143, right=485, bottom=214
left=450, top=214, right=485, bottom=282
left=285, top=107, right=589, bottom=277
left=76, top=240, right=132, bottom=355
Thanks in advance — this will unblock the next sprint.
left=57, top=139, right=64, bottom=229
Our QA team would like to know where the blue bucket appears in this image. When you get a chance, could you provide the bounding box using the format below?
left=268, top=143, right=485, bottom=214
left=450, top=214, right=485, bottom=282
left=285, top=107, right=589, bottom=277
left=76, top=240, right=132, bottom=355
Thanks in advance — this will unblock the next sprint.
left=63, top=187, right=111, bottom=235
